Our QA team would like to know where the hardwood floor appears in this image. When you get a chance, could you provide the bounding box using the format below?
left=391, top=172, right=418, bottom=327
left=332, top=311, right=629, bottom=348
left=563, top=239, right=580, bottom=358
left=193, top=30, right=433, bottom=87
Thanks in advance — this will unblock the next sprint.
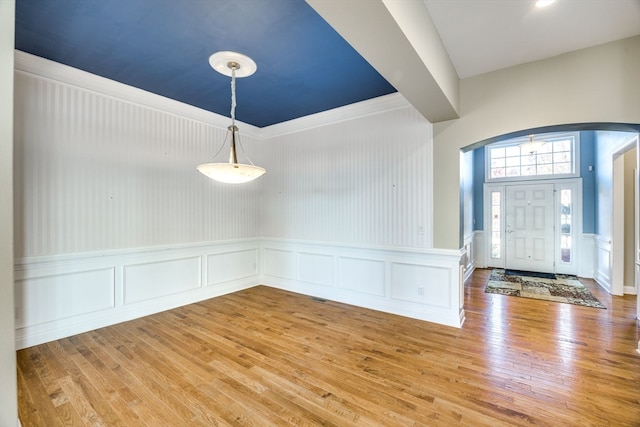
left=17, top=269, right=640, bottom=426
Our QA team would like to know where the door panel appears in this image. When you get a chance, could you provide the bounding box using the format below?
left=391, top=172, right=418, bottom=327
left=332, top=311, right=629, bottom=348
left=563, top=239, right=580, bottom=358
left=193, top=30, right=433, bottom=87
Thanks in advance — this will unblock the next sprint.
left=506, top=184, right=555, bottom=272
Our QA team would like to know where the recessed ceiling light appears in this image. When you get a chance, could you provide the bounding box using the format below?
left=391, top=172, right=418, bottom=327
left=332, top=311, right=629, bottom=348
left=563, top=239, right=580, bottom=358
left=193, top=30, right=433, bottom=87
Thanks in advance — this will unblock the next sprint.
left=535, top=0, right=556, bottom=7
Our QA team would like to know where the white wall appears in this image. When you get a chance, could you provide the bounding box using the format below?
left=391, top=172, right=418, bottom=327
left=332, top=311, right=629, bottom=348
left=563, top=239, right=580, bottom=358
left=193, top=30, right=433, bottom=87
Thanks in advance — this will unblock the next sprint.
left=596, top=131, right=636, bottom=241
left=260, top=105, right=433, bottom=248
left=433, top=36, right=640, bottom=249
left=461, top=150, right=474, bottom=239
left=14, top=60, right=264, bottom=258
left=624, top=146, right=636, bottom=292
left=0, top=1, right=17, bottom=426
left=595, top=131, right=637, bottom=293
left=461, top=150, right=475, bottom=278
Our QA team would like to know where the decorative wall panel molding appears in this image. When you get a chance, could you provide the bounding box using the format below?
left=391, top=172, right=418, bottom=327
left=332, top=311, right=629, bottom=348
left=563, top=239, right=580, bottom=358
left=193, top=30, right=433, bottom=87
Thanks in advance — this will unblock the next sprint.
left=123, top=256, right=201, bottom=304
left=207, top=249, right=258, bottom=286
left=338, top=257, right=386, bottom=296
left=261, top=238, right=465, bottom=328
left=594, top=235, right=612, bottom=292
left=263, top=248, right=296, bottom=280
left=298, top=252, right=334, bottom=287
left=15, top=267, right=115, bottom=328
left=473, top=230, right=485, bottom=269
left=390, top=262, right=451, bottom=307
left=14, top=239, right=260, bottom=349
left=462, top=232, right=474, bottom=281
left=578, top=234, right=596, bottom=279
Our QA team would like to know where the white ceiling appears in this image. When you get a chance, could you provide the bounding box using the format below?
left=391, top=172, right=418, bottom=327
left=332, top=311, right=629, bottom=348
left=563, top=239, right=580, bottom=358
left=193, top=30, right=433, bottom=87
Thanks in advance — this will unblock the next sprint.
left=424, top=0, right=640, bottom=79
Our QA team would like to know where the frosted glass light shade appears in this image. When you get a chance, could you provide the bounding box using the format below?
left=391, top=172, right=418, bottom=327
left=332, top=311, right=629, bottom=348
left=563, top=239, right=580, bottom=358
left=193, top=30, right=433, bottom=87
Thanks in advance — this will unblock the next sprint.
left=197, top=162, right=266, bottom=184
left=520, top=134, right=546, bottom=154
left=520, top=141, right=545, bottom=154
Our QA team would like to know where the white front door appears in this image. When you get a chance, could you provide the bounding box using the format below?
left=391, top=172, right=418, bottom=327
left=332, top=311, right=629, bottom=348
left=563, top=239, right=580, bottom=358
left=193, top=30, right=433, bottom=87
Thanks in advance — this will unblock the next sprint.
left=505, top=184, right=555, bottom=273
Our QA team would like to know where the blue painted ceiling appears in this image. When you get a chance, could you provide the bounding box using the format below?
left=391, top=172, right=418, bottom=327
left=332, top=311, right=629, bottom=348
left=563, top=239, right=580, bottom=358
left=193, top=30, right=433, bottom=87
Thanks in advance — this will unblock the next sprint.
left=15, top=0, right=396, bottom=128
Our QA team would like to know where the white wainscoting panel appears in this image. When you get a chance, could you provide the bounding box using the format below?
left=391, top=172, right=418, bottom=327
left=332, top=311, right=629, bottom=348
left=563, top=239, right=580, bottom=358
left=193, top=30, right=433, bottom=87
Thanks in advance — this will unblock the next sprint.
left=462, top=232, right=474, bottom=282
left=338, top=257, right=386, bottom=296
left=15, top=267, right=115, bottom=328
left=595, top=235, right=612, bottom=293
left=207, top=249, right=258, bottom=286
left=14, top=239, right=260, bottom=349
left=261, top=239, right=465, bottom=328
left=473, top=230, right=485, bottom=269
left=298, top=252, right=334, bottom=287
left=124, top=257, right=201, bottom=304
left=390, top=262, right=450, bottom=307
left=578, top=234, right=596, bottom=279
left=263, top=248, right=296, bottom=280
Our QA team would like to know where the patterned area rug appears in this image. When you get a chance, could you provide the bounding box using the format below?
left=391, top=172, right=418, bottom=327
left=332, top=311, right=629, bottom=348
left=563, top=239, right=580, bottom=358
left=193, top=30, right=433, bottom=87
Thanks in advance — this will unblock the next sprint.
left=485, top=269, right=606, bottom=309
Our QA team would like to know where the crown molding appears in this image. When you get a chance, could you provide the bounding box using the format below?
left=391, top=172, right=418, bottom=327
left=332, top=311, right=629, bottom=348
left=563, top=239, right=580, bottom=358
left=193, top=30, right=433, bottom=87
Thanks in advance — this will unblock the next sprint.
left=14, top=50, right=411, bottom=140
left=260, top=92, right=411, bottom=139
left=14, top=50, right=262, bottom=139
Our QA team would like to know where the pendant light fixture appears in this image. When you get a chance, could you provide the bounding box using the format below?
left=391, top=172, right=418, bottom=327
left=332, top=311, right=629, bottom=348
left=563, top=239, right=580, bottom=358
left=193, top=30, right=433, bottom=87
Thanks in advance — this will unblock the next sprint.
left=520, top=134, right=545, bottom=154
left=197, top=51, right=265, bottom=184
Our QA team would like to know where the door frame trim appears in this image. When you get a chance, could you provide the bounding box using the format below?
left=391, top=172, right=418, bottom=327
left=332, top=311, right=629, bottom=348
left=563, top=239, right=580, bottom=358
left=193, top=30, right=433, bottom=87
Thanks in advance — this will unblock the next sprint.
left=611, top=134, right=638, bottom=296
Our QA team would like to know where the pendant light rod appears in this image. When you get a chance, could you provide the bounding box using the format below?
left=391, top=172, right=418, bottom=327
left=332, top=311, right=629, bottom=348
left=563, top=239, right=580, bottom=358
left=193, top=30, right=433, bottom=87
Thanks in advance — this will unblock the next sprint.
left=228, top=125, right=239, bottom=164
left=196, top=51, right=265, bottom=184
left=228, top=62, right=239, bottom=165
left=229, top=62, right=237, bottom=126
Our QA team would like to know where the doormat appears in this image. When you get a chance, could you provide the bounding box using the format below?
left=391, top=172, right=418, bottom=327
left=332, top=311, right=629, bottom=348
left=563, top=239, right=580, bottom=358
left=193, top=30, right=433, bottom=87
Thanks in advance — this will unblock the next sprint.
left=504, top=269, right=556, bottom=280
left=485, top=269, right=606, bottom=309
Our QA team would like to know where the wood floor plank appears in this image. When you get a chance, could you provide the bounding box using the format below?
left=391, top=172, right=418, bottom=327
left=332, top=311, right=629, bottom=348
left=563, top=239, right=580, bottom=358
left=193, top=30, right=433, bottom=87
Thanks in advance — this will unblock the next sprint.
left=16, top=349, right=70, bottom=426
left=17, top=269, right=640, bottom=426
left=16, top=363, right=58, bottom=427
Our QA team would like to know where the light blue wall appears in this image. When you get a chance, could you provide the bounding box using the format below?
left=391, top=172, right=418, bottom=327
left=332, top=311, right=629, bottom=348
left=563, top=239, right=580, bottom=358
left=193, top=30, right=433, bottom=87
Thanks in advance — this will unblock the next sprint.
left=462, top=150, right=475, bottom=236
left=580, top=131, right=597, bottom=233
left=472, top=147, right=484, bottom=231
